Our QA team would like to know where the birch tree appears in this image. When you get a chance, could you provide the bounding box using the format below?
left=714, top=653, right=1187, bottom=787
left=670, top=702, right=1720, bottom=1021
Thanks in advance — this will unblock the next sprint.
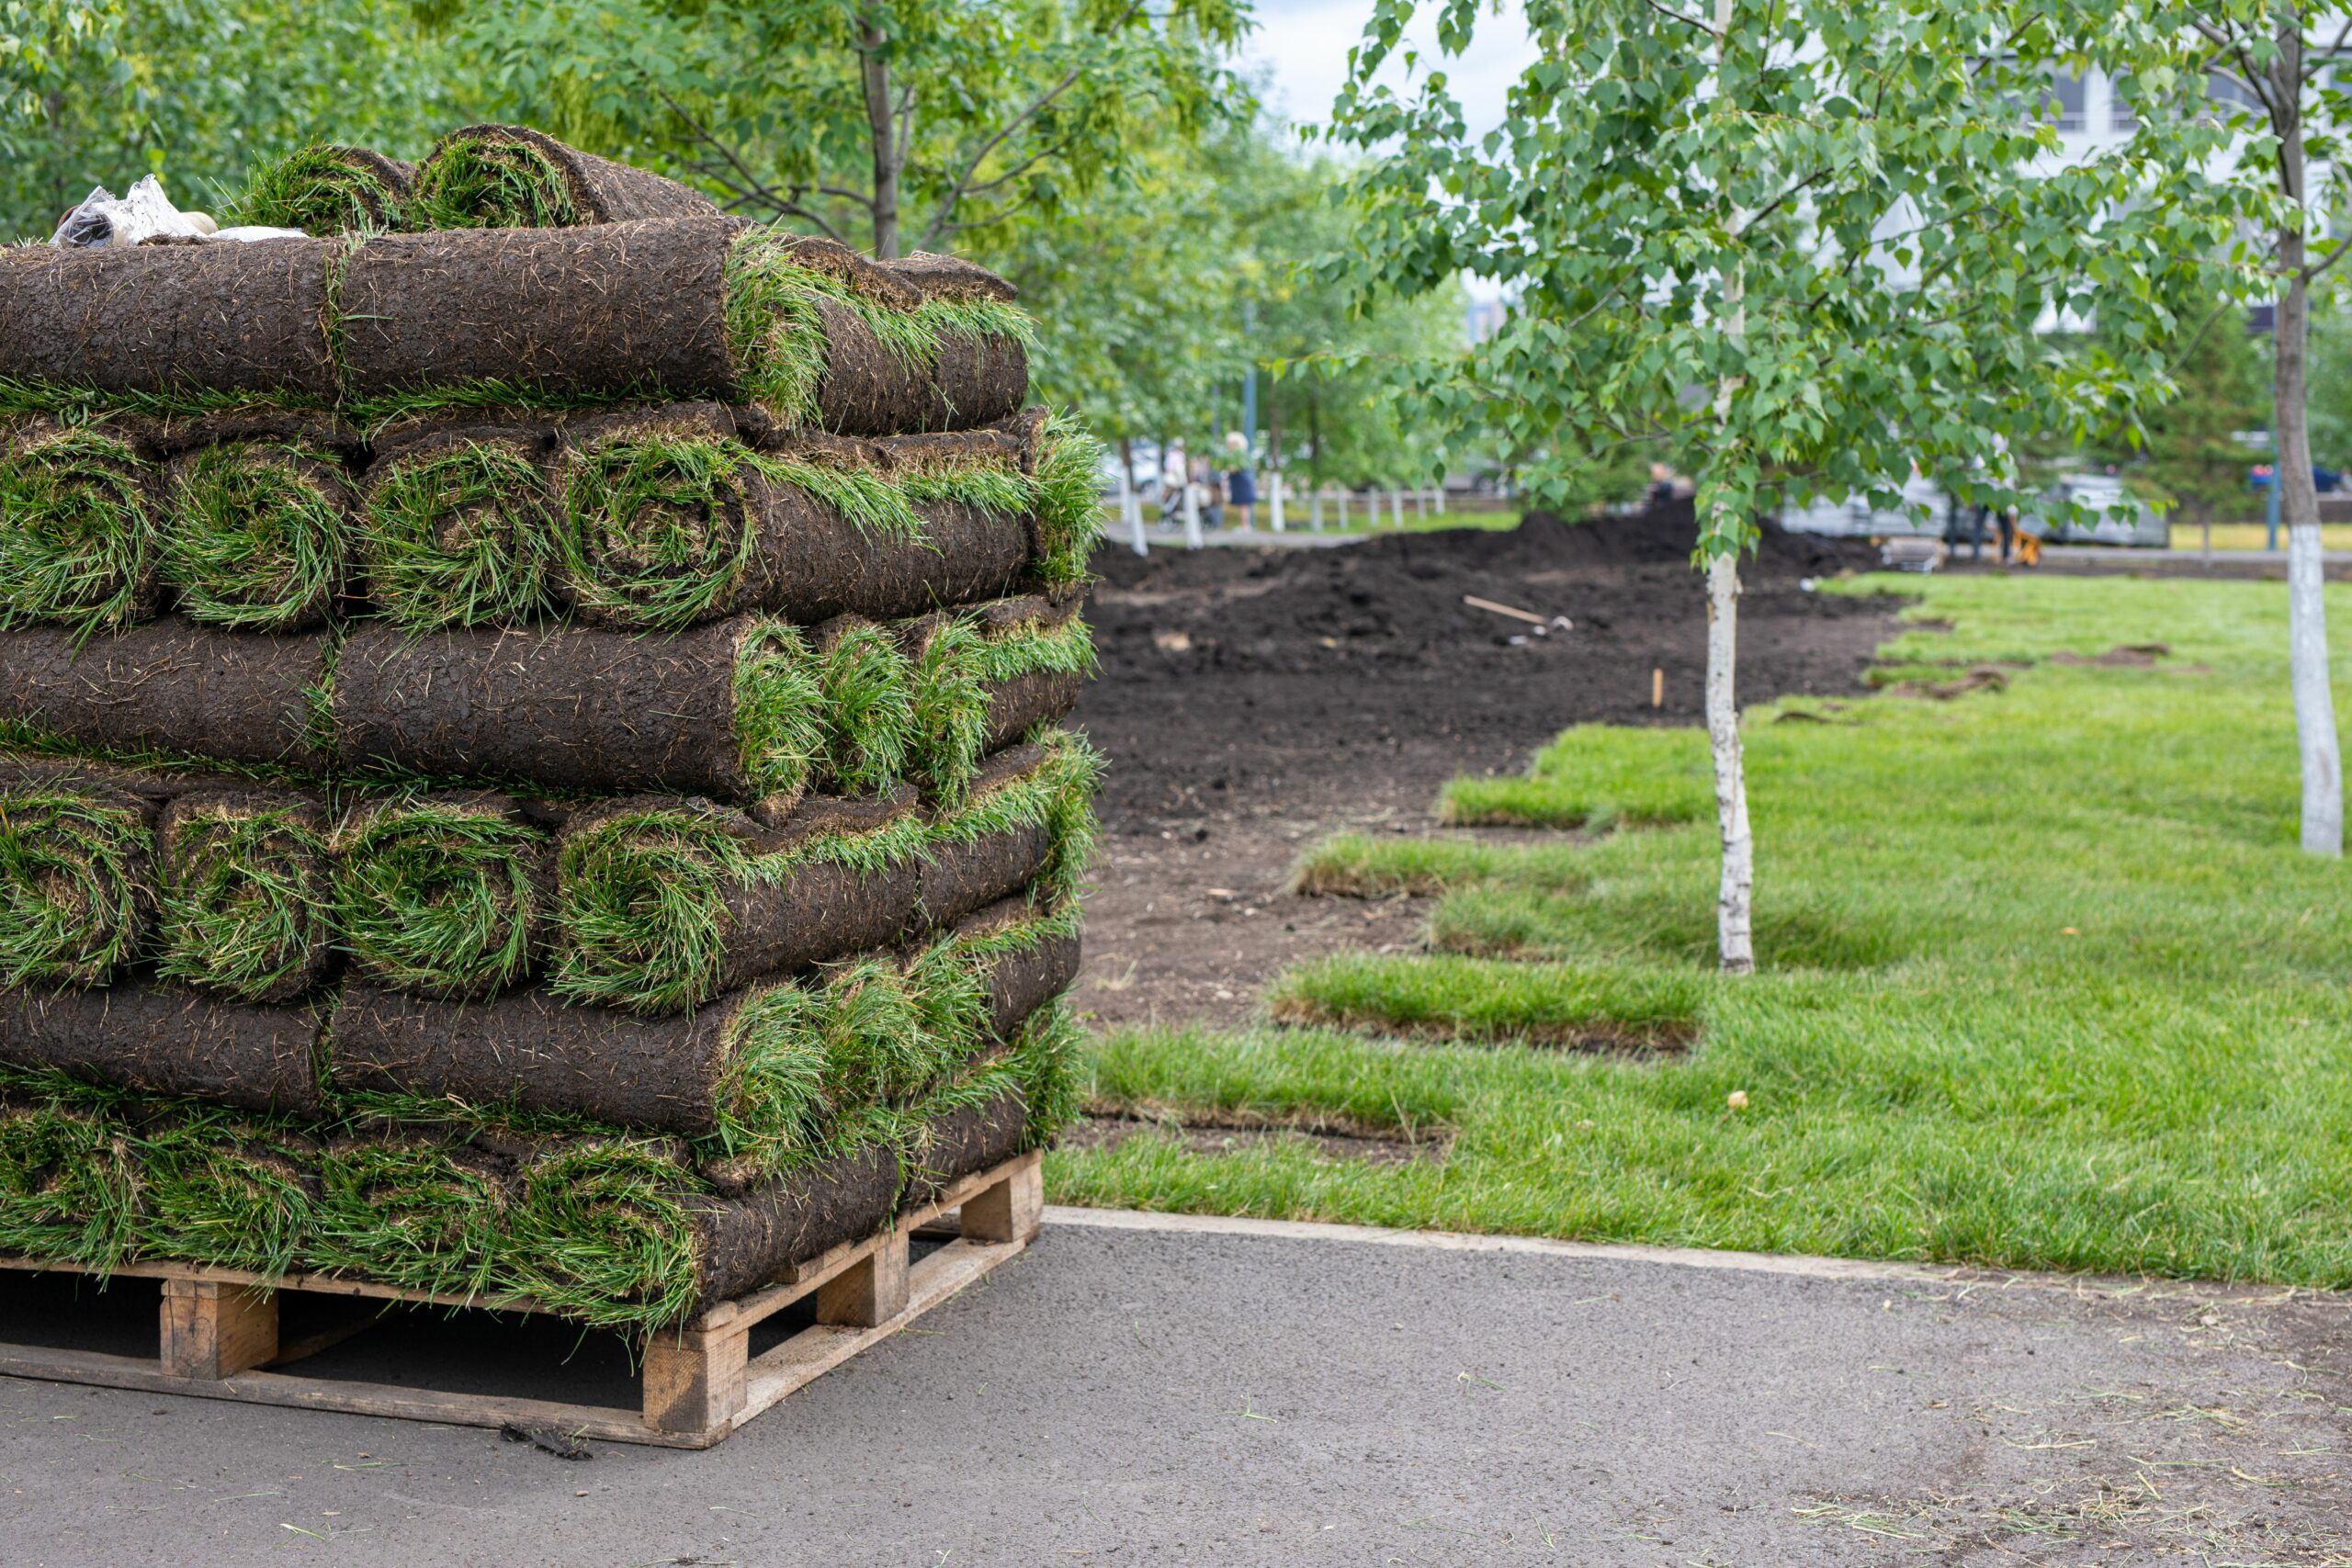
left=2192, top=11, right=2347, bottom=855
left=1329, top=0, right=2253, bottom=971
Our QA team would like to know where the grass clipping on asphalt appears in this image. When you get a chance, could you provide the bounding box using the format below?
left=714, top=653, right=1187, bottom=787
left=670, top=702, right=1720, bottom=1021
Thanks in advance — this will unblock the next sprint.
left=1064, top=573, right=2352, bottom=1289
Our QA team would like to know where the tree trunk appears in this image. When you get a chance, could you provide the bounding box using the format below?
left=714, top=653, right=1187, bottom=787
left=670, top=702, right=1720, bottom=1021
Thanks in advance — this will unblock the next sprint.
left=859, top=12, right=901, bottom=258
left=2274, top=28, right=2342, bottom=855
left=1306, top=388, right=1322, bottom=488
left=1706, top=551, right=1755, bottom=972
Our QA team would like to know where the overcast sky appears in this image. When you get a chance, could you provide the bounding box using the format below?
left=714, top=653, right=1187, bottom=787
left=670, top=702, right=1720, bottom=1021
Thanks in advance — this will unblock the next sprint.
left=1235, top=0, right=1537, bottom=140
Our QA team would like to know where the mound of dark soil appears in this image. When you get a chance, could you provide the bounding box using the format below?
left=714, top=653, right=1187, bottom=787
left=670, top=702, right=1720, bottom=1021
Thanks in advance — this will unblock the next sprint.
left=1074, top=507, right=1897, bottom=827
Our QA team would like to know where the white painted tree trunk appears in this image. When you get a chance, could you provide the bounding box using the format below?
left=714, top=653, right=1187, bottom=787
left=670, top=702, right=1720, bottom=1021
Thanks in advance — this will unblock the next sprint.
left=1706, top=551, right=1755, bottom=973
left=1311, top=488, right=1324, bottom=530
left=1391, top=488, right=1406, bottom=528
left=2270, top=36, right=2342, bottom=856
left=1118, top=467, right=1147, bottom=557
left=1182, top=480, right=1203, bottom=549
left=1269, top=473, right=1285, bottom=532
left=2290, top=522, right=2341, bottom=852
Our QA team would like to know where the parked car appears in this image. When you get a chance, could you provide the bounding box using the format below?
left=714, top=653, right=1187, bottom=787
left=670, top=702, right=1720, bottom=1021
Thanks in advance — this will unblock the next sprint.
left=2019, top=474, right=2165, bottom=547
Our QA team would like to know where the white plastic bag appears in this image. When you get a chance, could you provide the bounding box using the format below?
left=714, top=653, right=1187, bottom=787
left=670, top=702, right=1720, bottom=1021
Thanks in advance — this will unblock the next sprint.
left=50, top=175, right=209, bottom=247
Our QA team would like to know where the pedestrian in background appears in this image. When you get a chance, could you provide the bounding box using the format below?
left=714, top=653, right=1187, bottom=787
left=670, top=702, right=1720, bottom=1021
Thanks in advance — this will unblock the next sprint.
left=1225, top=431, right=1259, bottom=529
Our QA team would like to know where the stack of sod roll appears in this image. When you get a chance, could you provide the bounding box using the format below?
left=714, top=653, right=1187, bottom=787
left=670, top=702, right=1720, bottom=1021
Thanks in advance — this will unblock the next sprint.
left=0, top=126, right=1100, bottom=1333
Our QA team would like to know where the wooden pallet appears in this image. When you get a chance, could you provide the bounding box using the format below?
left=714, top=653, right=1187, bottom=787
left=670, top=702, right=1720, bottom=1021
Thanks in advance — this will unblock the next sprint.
left=0, top=1147, right=1041, bottom=1449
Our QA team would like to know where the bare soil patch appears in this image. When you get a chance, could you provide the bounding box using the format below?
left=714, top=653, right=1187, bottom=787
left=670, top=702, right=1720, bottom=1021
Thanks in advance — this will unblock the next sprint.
left=1068, top=507, right=1899, bottom=1027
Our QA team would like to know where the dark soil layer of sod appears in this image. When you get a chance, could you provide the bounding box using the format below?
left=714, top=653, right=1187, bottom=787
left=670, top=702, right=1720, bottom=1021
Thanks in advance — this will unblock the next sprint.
left=413, top=123, right=718, bottom=228
left=1075, top=504, right=1893, bottom=829
left=0, top=979, right=329, bottom=1116
left=0, top=617, right=328, bottom=771
left=0, top=237, right=341, bottom=400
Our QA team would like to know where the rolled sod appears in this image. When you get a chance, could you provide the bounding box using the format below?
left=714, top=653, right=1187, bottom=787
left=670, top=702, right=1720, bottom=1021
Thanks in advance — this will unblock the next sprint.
left=916, top=897, right=1083, bottom=1046
left=337, top=220, right=1029, bottom=432
left=908, top=742, right=1081, bottom=926
left=0, top=617, right=333, bottom=771
left=311, top=1127, right=518, bottom=1294
left=329, top=954, right=934, bottom=1147
left=164, top=434, right=356, bottom=630
left=225, top=143, right=417, bottom=233
left=553, top=419, right=1028, bottom=632
left=897, top=1081, right=1031, bottom=1213
left=551, top=788, right=927, bottom=1014
left=413, top=124, right=718, bottom=229
left=153, top=786, right=334, bottom=1004
left=359, top=421, right=563, bottom=631
left=899, top=593, right=1094, bottom=796
left=810, top=615, right=917, bottom=795
left=332, top=792, right=553, bottom=1000
left=0, top=420, right=164, bottom=635
left=330, top=616, right=825, bottom=806
left=135, top=1112, right=322, bottom=1273
left=0, top=765, right=157, bottom=987
left=0, top=979, right=328, bottom=1116
left=0, top=1092, right=140, bottom=1268
left=0, top=236, right=341, bottom=403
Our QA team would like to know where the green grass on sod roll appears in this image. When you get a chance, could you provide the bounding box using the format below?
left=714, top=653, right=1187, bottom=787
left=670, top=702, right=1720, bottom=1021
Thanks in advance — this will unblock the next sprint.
left=0, top=788, right=152, bottom=988
left=0, top=1095, right=141, bottom=1269
left=503, top=1135, right=704, bottom=1327
left=154, top=802, right=334, bottom=1004
left=164, top=443, right=352, bottom=630
left=815, top=620, right=919, bottom=795
left=552, top=800, right=931, bottom=1014
left=1030, top=412, right=1109, bottom=587
left=722, top=232, right=1036, bottom=427
left=362, top=438, right=562, bottom=631
left=311, top=1134, right=513, bottom=1295
left=926, top=729, right=1102, bottom=908
left=333, top=796, right=546, bottom=998
left=413, top=134, right=581, bottom=230
left=224, top=143, right=411, bottom=233
left=0, top=423, right=159, bottom=636
left=135, top=1113, right=320, bottom=1275
left=906, top=620, right=991, bottom=798
left=732, top=621, right=834, bottom=803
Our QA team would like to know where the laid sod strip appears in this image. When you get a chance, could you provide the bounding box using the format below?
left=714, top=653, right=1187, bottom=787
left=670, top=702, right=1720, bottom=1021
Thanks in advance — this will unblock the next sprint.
left=0, top=422, right=163, bottom=636
left=1440, top=723, right=1713, bottom=829
left=359, top=423, right=563, bottom=632
left=311, top=1127, right=516, bottom=1295
left=0, top=237, right=343, bottom=402
left=153, top=786, right=334, bottom=1003
left=331, top=615, right=825, bottom=805
left=0, top=617, right=333, bottom=772
left=1266, top=953, right=1704, bottom=1051
left=329, top=957, right=938, bottom=1148
left=164, top=437, right=355, bottom=630
left=0, top=776, right=155, bottom=987
left=0, top=1094, right=140, bottom=1269
left=413, top=124, right=718, bottom=229
left=135, top=1113, right=321, bottom=1274
left=555, top=421, right=1033, bottom=631
left=332, top=792, right=550, bottom=1000
left=551, top=789, right=927, bottom=1014
left=225, top=143, right=416, bottom=233
left=0, top=978, right=330, bottom=1115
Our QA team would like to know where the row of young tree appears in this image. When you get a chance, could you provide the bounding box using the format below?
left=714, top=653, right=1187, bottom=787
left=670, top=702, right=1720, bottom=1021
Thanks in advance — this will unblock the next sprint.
left=0, top=0, right=1465, bottom=491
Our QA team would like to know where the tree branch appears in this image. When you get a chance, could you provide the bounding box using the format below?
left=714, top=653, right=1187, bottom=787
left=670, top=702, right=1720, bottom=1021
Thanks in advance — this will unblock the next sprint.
left=1635, top=0, right=1720, bottom=39
left=2305, top=226, right=2352, bottom=283
left=914, top=0, right=1147, bottom=251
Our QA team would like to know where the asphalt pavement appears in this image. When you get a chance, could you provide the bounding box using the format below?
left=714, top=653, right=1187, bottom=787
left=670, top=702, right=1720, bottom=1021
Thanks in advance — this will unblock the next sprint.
left=2, top=1208, right=2347, bottom=1566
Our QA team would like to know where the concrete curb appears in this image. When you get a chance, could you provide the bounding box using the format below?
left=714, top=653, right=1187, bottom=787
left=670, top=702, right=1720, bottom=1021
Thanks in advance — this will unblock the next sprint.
left=1042, top=1204, right=1955, bottom=1283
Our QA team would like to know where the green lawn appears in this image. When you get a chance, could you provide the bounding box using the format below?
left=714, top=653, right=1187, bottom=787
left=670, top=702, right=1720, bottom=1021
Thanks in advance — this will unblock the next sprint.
left=1053, top=574, right=2352, bottom=1286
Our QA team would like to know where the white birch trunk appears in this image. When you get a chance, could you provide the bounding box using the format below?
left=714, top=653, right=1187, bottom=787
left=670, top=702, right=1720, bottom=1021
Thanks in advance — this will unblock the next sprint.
left=1708, top=0, right=1755, bottom=973
left=1706, top=552, right=1754, bottom=973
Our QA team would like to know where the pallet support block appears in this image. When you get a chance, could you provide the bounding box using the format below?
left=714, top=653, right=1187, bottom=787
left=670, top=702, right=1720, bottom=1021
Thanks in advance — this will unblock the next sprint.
left=960, top=1155, right=1044, bottom=1245
left=816, top=1228, right=910, bottom=1328
left=161, top=1280, right=279, bottom=1380
left=642, top=1325, right=750, bottom=1433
